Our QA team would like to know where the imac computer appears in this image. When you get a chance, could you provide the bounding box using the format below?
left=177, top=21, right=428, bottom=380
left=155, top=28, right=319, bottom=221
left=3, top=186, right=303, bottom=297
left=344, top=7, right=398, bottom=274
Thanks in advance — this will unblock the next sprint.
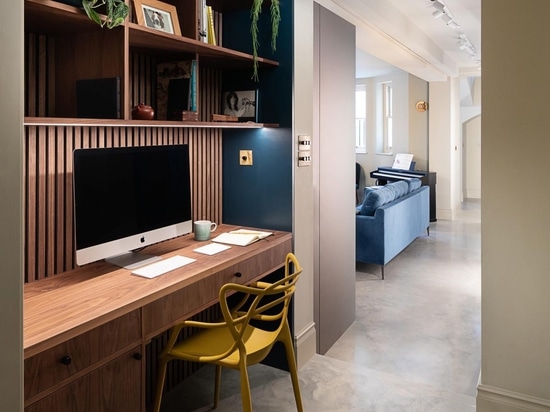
left=73, top=144, right=192, bottom=268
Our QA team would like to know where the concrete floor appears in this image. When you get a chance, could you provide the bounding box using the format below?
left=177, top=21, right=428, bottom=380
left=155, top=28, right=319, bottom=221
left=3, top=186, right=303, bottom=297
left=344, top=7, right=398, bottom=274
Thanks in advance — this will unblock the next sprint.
left=159, top=200, right=481, bottom=411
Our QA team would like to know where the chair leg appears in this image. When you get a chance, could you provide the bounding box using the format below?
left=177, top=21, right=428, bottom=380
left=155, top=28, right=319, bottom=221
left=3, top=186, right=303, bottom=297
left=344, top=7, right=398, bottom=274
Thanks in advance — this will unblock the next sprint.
left=214, top=365, right=222, bottom=409
left=381, top=265, right=385, bottom=280
left=239, top=360, right=253, bottom=412
left=152, top=357, right=169, bottom=412
left=281, top=322, right=304, bottom=412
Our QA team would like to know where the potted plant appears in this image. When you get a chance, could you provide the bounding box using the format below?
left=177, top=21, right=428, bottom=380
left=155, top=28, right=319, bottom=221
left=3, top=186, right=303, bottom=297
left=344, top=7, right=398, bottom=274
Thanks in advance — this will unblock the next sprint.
left=250, top=0, right=280, bottom=81
left=82, top=0, right=129, bottom=29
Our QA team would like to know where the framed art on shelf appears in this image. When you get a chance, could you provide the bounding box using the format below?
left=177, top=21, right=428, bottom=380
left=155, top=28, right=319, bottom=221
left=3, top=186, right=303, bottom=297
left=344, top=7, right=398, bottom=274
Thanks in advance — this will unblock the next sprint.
left=222, top=90, right=258, bottom=122
left=133, top=0, right=181, bottom=36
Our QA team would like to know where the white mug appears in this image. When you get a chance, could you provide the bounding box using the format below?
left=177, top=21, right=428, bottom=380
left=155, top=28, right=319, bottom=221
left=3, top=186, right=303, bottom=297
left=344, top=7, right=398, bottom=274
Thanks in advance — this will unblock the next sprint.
left=194, top=220, right=217, bottom=241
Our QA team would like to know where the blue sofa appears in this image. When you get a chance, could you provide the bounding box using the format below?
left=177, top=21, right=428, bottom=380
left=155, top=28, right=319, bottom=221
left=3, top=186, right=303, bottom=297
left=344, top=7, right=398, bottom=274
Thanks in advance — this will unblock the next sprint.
left=356, top=179, right=430, bottom=278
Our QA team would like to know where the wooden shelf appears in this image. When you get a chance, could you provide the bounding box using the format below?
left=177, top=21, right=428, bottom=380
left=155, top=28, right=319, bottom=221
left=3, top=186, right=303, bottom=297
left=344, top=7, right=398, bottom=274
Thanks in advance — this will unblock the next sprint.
left=24, top=117, right=279, bottom=128
left=25, top=0, right=98, bottom=34
left=128, top=23, right=278, bottom=68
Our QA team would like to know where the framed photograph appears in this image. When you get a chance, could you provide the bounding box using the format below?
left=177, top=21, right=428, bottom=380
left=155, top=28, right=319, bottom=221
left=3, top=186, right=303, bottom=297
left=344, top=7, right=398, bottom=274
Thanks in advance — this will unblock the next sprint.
left=133, top=0, right=181, bottom=36
left=222, top=90, right=258, bottom=122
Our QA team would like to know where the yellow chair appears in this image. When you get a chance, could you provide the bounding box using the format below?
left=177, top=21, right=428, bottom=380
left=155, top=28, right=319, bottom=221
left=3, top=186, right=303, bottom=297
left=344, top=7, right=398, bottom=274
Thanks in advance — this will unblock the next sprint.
left=153, top=252, right=304, bottom=412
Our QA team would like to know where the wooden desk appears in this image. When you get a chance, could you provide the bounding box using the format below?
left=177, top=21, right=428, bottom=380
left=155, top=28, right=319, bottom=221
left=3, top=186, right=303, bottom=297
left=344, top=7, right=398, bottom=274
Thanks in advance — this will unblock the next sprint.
left=23, top=225, right=292, bottom=411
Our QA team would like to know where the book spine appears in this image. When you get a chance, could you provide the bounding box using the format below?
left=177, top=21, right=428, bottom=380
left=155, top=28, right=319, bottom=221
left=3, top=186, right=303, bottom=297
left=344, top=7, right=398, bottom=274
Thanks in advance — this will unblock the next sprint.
left=190, top=60, right=197, bottom=112
left=200, top=0, right=207, bottom=42
left=207, top=6, right=216, bottom=46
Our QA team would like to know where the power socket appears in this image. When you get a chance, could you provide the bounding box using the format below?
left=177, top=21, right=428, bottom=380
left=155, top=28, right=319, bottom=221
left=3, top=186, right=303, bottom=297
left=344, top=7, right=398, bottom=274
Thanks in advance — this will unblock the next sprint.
left=239, top=150, right=253, bottom=166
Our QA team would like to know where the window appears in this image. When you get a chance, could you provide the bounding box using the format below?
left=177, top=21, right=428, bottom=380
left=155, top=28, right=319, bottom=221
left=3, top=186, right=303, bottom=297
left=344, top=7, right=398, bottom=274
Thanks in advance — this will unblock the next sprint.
left=355, top=83, right=367, bottom=154
left=382, top=82, right=393, bottom=153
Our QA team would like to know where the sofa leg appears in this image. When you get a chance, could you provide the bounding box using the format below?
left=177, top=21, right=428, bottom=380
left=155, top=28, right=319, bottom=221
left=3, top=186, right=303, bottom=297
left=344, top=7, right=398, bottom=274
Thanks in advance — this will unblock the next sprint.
left=427, top=226, right=430, bottom=236
left=381, top=265, right=385, bottom=280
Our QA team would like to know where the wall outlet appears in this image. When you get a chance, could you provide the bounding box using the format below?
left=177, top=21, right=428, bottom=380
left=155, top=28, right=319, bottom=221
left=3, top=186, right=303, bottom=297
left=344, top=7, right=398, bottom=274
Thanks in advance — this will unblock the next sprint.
left=240, top=150, right=253, bottom=166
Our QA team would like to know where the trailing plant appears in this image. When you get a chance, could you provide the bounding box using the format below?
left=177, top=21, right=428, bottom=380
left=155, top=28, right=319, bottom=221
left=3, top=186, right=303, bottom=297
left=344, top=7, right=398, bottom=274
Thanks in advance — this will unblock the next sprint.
left=82, top=0, right=129, bottom=29
left=250, top=0, right=281, bottom=81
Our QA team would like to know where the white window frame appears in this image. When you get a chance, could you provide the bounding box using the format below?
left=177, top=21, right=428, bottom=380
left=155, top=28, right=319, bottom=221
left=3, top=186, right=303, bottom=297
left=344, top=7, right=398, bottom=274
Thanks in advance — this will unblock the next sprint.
left=355, top=83, right=367, bottom=154
left=382, top=82, right=393, bottom=154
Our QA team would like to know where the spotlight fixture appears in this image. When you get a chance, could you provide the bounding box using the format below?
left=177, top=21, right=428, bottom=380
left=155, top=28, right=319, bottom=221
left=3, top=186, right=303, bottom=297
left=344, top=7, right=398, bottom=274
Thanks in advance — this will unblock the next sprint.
left=430, top=0, right=477, bottom=61
left=432, top=1, right=445, bottom=12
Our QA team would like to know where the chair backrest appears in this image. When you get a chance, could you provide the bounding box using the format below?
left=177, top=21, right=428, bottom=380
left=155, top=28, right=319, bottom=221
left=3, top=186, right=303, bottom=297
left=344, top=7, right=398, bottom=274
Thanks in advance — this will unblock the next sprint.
left=356, top=162, right=361, bottom=187
left=218, top=253, right=302, bottom=353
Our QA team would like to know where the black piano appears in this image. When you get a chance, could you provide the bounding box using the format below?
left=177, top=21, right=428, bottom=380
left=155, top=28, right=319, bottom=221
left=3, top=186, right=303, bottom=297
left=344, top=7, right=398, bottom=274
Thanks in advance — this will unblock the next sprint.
left=370, top=167, right=437, bottom=222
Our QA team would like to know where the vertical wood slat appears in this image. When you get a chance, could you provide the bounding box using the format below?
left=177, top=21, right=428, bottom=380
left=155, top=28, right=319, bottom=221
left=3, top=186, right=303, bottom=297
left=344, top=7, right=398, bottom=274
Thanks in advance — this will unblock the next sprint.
left=24, top=125, right=223, bottom=282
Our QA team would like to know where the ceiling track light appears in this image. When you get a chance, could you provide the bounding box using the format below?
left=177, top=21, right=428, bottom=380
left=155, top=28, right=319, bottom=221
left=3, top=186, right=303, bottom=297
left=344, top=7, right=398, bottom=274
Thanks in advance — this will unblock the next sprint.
left=431, top=1, right=479, bottom=62
left=431, top=1, right=445, bottom=12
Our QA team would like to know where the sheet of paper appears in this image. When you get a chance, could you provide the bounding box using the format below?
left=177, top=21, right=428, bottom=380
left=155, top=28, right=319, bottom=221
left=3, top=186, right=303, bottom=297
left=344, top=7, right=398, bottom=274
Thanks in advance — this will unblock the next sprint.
left=392, top=153, right=414, bottom=170
left=193, top=243, right=231, bottom=255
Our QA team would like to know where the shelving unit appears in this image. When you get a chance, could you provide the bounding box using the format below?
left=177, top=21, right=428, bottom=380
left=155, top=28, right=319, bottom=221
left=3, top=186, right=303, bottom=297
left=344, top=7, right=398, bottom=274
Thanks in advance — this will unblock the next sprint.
left=24, top=116, right=278, bottom=128
left=24, top=0, right=279, bottom=127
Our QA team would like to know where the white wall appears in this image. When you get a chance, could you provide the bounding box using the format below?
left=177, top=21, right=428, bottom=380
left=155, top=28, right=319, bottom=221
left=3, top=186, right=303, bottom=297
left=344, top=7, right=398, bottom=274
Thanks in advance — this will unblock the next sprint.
left=0, top=0, right=23, bottom=409
left=477, top=0, right=550, bottom=410
left=293, top=0, right=317, bottom=366
left=429, top=78, right=462, bottom=220
left=463, top=116, right=481, bottom=199
left=408, top=75, right=429, bottom=171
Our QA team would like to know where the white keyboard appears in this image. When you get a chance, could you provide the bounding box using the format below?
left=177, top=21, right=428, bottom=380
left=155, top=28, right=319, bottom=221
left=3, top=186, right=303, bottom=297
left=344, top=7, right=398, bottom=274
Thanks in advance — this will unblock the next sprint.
left=132, top=255, right=196, bottom=278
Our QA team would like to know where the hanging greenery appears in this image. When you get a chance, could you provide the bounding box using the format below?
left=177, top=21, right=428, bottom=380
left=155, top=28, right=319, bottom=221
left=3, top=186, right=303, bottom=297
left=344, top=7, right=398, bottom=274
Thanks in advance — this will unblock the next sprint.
left=82, top=0, right=129, bottom=29
left=250, top=0, right=281, bottom=81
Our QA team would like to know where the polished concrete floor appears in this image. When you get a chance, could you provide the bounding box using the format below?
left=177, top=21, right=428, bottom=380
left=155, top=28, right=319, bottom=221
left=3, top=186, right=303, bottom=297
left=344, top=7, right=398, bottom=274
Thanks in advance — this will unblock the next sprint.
left=159, top=201, right=481, bottom=411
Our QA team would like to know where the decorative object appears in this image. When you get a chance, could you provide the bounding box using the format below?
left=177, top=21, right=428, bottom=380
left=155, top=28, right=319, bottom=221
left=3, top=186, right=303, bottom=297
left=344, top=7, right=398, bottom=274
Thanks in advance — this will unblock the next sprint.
left=415, top=101, right=428, bottom=112
left=132, top=103, right=155, bottom=120
left=211, top=114, right=238, bottom=122
left=222, top=90, right=258, bottom=123
left=250, top=0, right=280, bottom=81
left=133, top=0, right=181, bottom=36
left=156, top=60, right=192, bottom=120
left=82, top=0, right=129, bottom=29
left=76, top=77, right=121, bottom=119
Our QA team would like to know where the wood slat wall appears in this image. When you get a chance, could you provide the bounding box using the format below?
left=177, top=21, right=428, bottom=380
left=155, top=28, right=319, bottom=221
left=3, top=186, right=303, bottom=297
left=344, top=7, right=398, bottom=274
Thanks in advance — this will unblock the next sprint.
left=24, top=28, right=226, bottom=403
left=24, top=125, right=223, bottom=282
left=24, top=35, right=224, bottom=283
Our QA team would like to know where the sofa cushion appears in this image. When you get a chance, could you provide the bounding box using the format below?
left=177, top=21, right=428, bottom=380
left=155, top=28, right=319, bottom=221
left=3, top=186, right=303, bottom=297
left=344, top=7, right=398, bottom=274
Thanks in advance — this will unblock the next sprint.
left=359, top=185, right=396, bottom=216
left=389, top=180, right=408, bottom=198
left=407, top=178, right=422, bottom=192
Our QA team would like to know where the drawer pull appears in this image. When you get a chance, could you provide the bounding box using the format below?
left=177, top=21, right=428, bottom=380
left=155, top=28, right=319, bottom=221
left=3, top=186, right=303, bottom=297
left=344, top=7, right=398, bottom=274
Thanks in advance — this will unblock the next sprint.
left=60, top=355, right=72, bottom=365
left=234, top=272, right=242, bottom=278
left=133, top=352, right=143, bottom=361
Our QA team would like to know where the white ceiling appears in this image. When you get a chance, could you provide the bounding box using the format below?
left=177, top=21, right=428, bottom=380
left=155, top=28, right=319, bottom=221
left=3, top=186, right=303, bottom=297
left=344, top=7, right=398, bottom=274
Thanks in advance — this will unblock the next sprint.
left=325, top=0, right=481, bottom=80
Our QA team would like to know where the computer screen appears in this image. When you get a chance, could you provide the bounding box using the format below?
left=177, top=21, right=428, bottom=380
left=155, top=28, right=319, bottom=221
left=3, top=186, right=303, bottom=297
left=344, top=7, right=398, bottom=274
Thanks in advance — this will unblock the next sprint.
left=73, top=144, right=192, bottom=267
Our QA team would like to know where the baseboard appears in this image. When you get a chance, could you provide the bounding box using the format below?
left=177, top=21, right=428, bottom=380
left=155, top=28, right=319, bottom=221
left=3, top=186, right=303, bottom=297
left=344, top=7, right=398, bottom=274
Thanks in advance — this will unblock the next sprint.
left=436, top=207, right=453, bottom=220
left=477, top=384, right=550, bottom=411
left=294, top=321, right=316, bottom=369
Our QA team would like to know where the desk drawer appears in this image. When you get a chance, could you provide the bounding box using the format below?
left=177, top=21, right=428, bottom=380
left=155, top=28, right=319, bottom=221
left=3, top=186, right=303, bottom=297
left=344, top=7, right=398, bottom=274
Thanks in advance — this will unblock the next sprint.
left=24, top=309, right=141, bottom=400
left=143, top=241, right=290, bottom=337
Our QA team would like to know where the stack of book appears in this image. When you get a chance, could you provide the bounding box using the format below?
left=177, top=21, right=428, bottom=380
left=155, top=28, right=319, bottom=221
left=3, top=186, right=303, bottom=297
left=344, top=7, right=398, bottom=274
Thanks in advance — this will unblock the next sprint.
left=198, top=1, right=220, bottom=45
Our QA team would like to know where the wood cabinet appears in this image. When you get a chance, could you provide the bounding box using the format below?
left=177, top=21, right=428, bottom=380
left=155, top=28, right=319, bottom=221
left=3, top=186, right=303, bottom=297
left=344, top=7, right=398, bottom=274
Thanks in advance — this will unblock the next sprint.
left=24, top=226, right=292, bottom=411
left=24, top=0, right=278, bottom=126
left=24, top=310, right=142, bottom=409
left=25, top=348, right=142, bottom=412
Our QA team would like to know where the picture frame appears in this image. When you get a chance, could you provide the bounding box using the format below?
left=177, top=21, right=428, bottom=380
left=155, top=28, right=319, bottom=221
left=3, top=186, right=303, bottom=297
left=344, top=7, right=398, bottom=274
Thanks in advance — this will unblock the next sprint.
left=133, top=0, right=181, bottom=36
left=221, top=90, right=258, bottom=123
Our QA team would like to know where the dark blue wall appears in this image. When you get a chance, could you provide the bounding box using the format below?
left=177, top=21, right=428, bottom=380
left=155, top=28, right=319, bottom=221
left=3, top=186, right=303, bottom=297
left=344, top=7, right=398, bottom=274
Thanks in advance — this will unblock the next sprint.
left=221, top=2, right=293, bottom=232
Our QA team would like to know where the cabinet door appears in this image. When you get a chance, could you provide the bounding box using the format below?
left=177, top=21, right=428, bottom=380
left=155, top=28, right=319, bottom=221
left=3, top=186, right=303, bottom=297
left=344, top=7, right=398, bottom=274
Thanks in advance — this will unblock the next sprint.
left=25, top=348, right=142, bottom=412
